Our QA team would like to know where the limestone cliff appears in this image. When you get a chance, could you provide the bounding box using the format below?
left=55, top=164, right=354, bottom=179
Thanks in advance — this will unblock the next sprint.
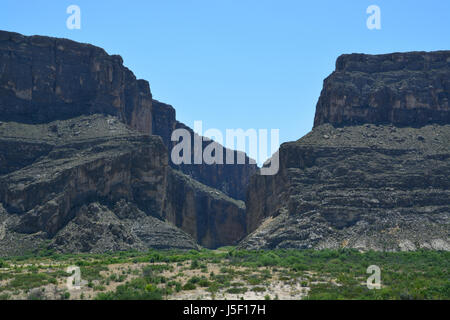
left=0, top=114, right=247, bottom=254
left=314, top=51, right=450, bottom=127
left=152, top=100, right=257, bottom=200
left=0, top=30, right=252, bottom=254
left=0, top=30, right=153, bottom=133
left=242, top=51, right=450, bottom=251
left=0, top=30, right=256, bottom=200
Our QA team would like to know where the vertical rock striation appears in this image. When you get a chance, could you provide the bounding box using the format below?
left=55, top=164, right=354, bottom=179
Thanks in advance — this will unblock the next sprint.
left=314, top=51, right=450, bottom=127
left=0, top=30, right=254, bottom=254
left=152, top=100, right=257, bottom=200
left=0, top=30, right=153, bottom=134
left=242, top=51, right=450, bottom=251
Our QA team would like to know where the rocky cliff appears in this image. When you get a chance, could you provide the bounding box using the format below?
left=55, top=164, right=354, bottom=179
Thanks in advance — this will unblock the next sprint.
left=242, top=51, right=450, bottom=251
left=0, top=115, right=192, bottom=254
left=0, top=30, right=256, bottom=201
left=0, top=30, right=252, bottom=254
left=0, top=114, right=248, bottom=255
left=152, top=100, right=257, bottom=200
left=314, top=51, right=450, bottom=128
left=0, top=31, right=153, bottom=133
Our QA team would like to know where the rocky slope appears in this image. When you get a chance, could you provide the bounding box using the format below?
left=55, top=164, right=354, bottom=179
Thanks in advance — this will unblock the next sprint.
left=241, top=51, right=450, bottom=251
left=0, top=114, right=248, bottom=255
left=0, top=30, right=256, bottom=201
left=0, top=30, right=253, bottom=254
left=0, top=115, right=187, bottom=255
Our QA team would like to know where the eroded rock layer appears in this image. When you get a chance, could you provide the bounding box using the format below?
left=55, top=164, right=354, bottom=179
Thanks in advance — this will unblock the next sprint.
left=0, top=30, right=255, bottom=255
left=152, top=100, right=257, bottom=200
left=0, top=115, right=246, bottom=255
left=314, top=51, right=450, bottom=128
left=0, top=30, right=256, bottom=201
left=242, top=51, right=450, bottom=251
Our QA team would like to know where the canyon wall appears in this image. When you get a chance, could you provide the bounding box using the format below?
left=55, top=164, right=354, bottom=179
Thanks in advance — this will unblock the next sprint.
left=0, top=30, right=257, bottom=201
left=242, top=51, right=450, bottom=251
left=314, top=51, right=450, bottom=128
left=0, top=30, right=252, bottom=254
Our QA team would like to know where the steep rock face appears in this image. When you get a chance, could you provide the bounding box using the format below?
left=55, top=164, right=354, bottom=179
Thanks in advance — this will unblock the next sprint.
left=314, top=51, right=450, bottom=128
left=0, top=115, right=187, bottom=255
left=0, top=30, right=256, bottom=200
left=0, top=30, right=256, bottom=254
left=164, top=169, right=246, bottom=248
left=243, top=51, right=450, bottom=251
left=152, top=100, right=258, bottom=200
left=0, top=115, right=246, bottom=255
left=242, top=124, right=450, bottom=251
left=0, top=30, right=153, bottom=134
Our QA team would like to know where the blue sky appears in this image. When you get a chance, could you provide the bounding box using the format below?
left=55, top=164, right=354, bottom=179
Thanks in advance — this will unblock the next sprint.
left=1, top=1, right=449, bottom=162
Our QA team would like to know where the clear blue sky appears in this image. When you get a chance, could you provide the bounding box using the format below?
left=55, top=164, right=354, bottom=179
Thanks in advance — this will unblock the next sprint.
left=1, top=0, right=449, bottom=162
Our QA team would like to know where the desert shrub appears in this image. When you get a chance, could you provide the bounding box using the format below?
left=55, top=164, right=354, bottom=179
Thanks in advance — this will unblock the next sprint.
left=190, top=259, right=199, bottom=269
left=96, top=278, right=163, bottom=300
left=9, top=273, right=54, bottom=290
left=27, top=288, right=46, bottom=300
left=93, top=285, right=106, bottom=291
left=0, top=293, right=10, bottom=300
left=226, top=287, right=248, bottom=294
left=198, top=278, right=211, bottom=287
left=80, top=264, right=108, bottom=281
left=182, top=283, right=196, bottom=290
left=0, top=260, right=9, bottom=268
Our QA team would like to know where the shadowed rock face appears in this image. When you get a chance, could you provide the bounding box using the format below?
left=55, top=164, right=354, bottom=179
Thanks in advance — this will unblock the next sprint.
left=152, top=100, right=258, bottom=200
left=0, top=115, right=193, bottom=255
left=242, top=124, right=450, bottom=251
left=314, top=51, right=450, bottom=128
left=0, top=30, right=257, bottom=200
left=0, top=30, right=153, bottom=134
left=0, top=30, right=252, bottom=254
left=243, top=51, right=450, bottom=251
left=164, top=169, right=246, bottom=248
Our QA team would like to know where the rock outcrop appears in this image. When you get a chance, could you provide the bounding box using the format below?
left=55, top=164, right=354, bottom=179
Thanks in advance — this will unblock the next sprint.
left=0, top=30, right=153, bottom=133
left=152, top=100, right=257, bottom=200
left=0, top=30, right=256, bottom=200
left=314, top=51, right=450, bottom=128
left=242, top=51, right=450, bottom=251
left=164, top=169, right=246, bottom=248
left=0, top=30, right=253, bottom=255
left=0, top=114, right=246, bottom=255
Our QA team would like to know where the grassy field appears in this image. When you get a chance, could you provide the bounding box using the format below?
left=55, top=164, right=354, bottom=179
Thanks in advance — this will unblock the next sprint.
left=0, top=247, right=448, bottom=300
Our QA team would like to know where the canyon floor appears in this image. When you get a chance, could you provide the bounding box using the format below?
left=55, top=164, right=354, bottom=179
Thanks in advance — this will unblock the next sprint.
left=0, top=247, right=448, bottom=300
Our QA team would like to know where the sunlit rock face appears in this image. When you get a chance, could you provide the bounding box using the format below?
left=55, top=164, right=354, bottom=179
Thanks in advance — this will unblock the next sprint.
left=242, top=51, right=450, bottom=251
left=314, top=51, right=450, bottom=128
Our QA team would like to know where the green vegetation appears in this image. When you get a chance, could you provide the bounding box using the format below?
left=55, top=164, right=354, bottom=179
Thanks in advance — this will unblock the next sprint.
left=96, top=278, right=164, bottom=300
left=0, top=248, right=447, bottom=300
left=8, top=273, right=57, bottom=290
